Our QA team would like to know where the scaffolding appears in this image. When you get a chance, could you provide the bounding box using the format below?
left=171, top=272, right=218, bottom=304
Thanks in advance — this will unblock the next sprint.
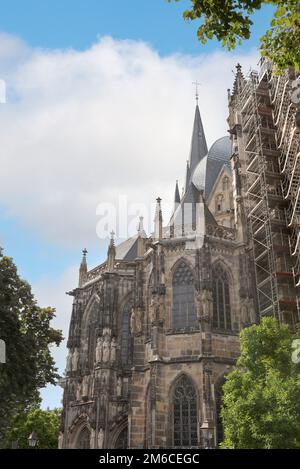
left=238, top=60, right=300, bottom=325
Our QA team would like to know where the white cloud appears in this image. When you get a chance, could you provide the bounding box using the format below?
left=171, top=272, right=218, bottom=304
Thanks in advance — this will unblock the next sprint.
left=0, top=33, right=258, bottom=248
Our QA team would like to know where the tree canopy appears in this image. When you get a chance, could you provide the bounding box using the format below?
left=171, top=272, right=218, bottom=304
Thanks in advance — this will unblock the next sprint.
left=0, top=247, right=63, bottom=444
left=220, top=317, right=300, bottom=448
left=169, top=1, right=300, bottom=71
left=3, top=407, right=61, bottom=449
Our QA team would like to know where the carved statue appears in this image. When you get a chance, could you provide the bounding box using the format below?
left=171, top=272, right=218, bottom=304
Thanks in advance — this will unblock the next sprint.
left=72, top=347, right=79, bottom=371
left=98, top=428, right=104, bottom=449
left=117, top=376, right=122, bottom=397
left=130, top=309, right=135, bottom=335
left=90, top=429, right=95, bottom=449
left=76, top=380, right=82, bottom=401
left=58, top=432, right=64, bottom=449
left=130, top=307, right=143, bottom=335
left=135, top=307, right=143, bottom=334
left=95, top=337, right=103, bottom=363
left=199, top=290, right=213, bottom=322
left=102, top=334, right=110, bottom=363
left=149, top=297, right=156, bottom=323
left=66, top=351, right=72, bottom=373
left=82, top=375, right=89, bottom=397
left=110, top=337, right=117, bottom=362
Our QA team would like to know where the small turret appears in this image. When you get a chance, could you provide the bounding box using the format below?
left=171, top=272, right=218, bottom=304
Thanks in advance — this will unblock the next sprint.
left=107, top=231, right=116, bottom=271
left=154, top=197, right=163, bottom=241
left=78, top=248, right=88, bottom=287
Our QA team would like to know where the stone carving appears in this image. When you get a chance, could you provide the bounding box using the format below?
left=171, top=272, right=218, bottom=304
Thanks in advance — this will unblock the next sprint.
left=149, top=297, right=156, bottom=324
left=110, top=337, right=117, bottom=362
left=76, top=380, right=82, bottom=401
left=117, top=376, right=122, bottom=397
left=82, top=375, right=89, bottom=397
left=198, top=290, right=213, bottom=322
left=90, top=428, right=96, bottom=449
left=102, top=334, right=110, bottom=363
left=72, top=348, right=79, bottom=371
left=130, top=307, right=143, bottom=335
left=98, top=428, right=104, bottom=449
left=58, top=432, right=64, bottom=449
left=95, top=337, right=103, bottom=363
left=66, top=351, right=72, bottom=373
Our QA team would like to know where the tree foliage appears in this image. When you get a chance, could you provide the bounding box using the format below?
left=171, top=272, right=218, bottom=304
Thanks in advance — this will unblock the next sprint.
left=169, top=1, right=300, bottom=71
left=0, top=247, right=63, bottom=443
left=220, top=317, right=300, bottom=449
left=3, top=408, right=61, bottom=449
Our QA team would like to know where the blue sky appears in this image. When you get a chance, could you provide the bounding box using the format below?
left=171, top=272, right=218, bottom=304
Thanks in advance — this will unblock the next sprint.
left=0, top=1, right=274, bottom=409
left=0, top=0, right=274, bottom=54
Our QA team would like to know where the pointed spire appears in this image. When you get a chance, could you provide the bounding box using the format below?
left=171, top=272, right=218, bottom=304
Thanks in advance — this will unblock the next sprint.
left=189, top=104, right=208, bottom=175
left=78, top=248, right=88, bottom=287
left=232, top=63, right=246, bottom=96
left=154, top=197, right=163, bottom=241
left=174, top=180, right=180, bottom=206
left=185, top=161, right=191, bottom=190
left=107, top=231, right=116, bottom=271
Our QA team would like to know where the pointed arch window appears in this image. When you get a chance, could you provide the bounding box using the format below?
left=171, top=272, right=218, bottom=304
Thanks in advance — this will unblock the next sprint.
left=215, top=377, right=226, bottom=447
left=77, top=427, right=90, bottom=449
left=212, top=264, right=232, bottom=330
left=115, top=427, right=128, bottom=449
left=172, top=375, right=198, bottom=447
left=172, top=261, right=196, bottom=329
left=121, top=301, right=133, bottom=365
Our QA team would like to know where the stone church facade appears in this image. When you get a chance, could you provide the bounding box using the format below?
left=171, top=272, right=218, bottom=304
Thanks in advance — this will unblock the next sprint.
left=60, top=73, right=259, bottom=449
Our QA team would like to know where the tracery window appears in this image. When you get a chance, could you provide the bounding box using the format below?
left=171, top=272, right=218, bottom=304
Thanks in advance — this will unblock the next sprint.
left=77, top=427, right=90, bottom=449
left=212, top=264, right=232, bottom=330
left=172, top=376, right=198, bottom=447
left=121, top=301, right=133, bottom=365
left=115, top=427, right=128, bottom=449
left=172, top=261, right=196, bottom=329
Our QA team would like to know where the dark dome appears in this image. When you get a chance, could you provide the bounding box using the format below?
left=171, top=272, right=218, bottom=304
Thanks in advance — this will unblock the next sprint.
left=192, top=136, right=232, bottom=199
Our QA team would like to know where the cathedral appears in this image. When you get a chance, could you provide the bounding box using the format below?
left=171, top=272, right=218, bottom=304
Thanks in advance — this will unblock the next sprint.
left=60, top=59, right=300, bottom=449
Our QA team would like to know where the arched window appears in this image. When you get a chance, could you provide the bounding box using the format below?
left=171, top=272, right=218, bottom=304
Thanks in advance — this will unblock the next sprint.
left=212, top=264, right=232, bottom=330
left=121, top=301, right=133, bottom=365
left=115, top=427, right=128, bottom=449
left=77, top=427, right=90, bottom=449
left=172, top=261, right=196, bottom=329
left=172, top=375, right=198, bottom=447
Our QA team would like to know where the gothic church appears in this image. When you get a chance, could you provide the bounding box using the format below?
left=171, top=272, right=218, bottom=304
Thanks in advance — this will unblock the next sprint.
left=60, top=71, right=258, bottom=449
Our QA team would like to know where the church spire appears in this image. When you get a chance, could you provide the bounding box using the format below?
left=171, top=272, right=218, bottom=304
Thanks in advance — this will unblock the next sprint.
left=107, top=231, right=116, bottom=271
left=78, top=249, right=88, bottom=287
left=189, top=103, right=208, bottom=175
left=232, top=63, right=246, bottom=96
left=174, top=180, right=180, bottom=206
left=185, top=161, right=191, bottom=191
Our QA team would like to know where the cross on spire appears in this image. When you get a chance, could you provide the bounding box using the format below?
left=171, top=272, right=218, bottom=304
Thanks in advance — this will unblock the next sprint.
left=192, top=81, right=201, bottom=104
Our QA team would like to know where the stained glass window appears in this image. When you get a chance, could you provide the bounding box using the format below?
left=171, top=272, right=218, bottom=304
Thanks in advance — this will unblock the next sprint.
left=212, top=264, right=232, bottom=330
left=172, top=261, right=196, bottom=329
left=121, top=302, right=133, bottom=365
left=172, top=376, right=198, bottom=447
